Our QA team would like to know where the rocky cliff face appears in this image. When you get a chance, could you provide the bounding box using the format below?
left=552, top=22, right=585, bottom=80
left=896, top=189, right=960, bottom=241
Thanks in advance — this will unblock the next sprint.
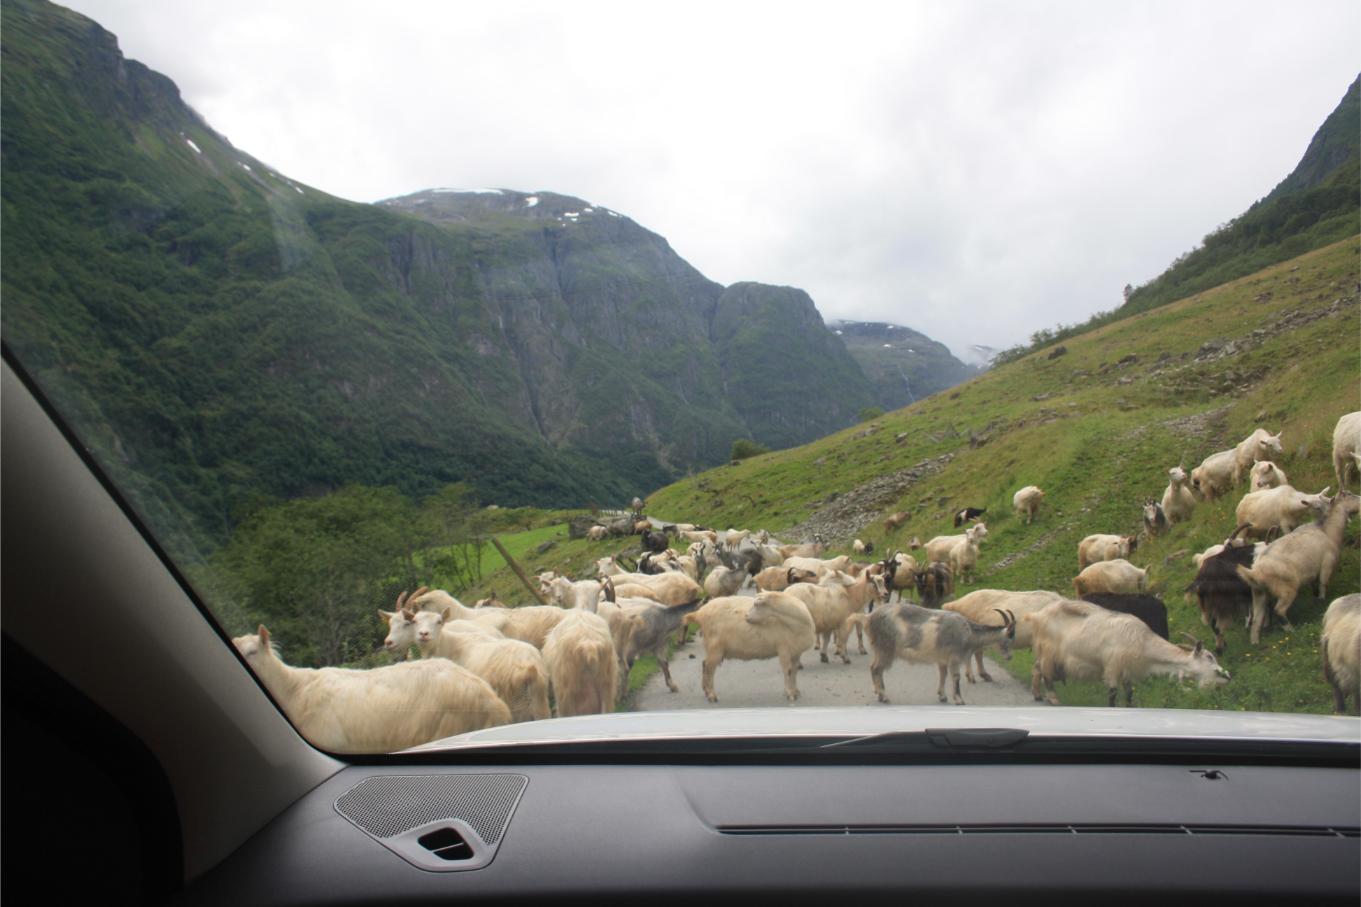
left=828, top=320, right=979, bottom=410
left=714, top=285, right=878, bottom=447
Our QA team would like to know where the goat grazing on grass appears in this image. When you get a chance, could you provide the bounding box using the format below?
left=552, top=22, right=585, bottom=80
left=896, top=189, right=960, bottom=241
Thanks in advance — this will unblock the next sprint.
left=1026, top=601, right=1229, bottom=707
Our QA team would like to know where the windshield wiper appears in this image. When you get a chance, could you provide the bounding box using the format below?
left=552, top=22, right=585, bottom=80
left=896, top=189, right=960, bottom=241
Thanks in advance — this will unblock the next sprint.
left=820, top=728, right=1030, bottom=752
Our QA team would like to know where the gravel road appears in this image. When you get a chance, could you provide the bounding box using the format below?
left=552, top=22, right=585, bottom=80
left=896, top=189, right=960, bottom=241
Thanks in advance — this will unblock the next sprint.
left=630, top=599, right=1035, bottom=711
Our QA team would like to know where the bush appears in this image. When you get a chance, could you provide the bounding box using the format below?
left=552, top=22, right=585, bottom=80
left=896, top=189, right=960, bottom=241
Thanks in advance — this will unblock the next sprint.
left=857, top=406, right=884, bottom=422
left=730, top=438, right=769, bottom=461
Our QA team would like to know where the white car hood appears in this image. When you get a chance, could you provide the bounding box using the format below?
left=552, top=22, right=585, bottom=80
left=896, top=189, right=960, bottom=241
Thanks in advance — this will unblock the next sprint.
left=406, top=706, right=1361, bottom=753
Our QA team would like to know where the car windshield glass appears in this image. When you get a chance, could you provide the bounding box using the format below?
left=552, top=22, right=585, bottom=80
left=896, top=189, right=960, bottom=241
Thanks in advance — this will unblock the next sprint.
left=3, top=0, right=1359, bottom=755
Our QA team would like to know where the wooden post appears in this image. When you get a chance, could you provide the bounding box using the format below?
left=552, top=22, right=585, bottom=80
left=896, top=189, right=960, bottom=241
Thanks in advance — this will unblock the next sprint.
left=490, top=536, right=548, bottom=606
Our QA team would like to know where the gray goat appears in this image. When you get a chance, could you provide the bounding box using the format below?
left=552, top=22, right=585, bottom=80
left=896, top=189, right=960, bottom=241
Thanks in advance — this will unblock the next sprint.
left=854, top=603, right=1016, bottom=705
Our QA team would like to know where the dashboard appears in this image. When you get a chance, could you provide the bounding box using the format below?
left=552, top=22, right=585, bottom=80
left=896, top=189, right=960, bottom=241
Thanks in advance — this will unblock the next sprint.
left=177, top=759, right=1360, bottom=905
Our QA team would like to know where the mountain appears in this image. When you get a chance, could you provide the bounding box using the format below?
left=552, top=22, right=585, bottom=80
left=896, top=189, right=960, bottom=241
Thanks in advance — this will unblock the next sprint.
left=0, top=0, right=878, bottom=548
left=1121, top=74, right=1360, bottom=316
left=827, top=320, right=978, bottom=410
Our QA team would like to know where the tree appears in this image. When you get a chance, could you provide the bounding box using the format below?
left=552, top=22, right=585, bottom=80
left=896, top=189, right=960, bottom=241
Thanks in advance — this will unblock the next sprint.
left=210, top=485, right=420, bottom=666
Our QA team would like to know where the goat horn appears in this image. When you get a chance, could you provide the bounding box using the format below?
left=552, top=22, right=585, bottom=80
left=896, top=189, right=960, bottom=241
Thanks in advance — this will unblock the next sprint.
left=396, top=590, right=409, bottom=609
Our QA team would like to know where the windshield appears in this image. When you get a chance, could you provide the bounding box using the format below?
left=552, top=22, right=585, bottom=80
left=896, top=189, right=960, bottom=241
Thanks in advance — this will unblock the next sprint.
left=4, top=0, right=1359, bottom=754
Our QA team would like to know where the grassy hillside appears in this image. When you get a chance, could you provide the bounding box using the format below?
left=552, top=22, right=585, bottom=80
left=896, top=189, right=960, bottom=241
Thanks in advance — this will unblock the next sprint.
left=468, top=237, right=1361, bottom=713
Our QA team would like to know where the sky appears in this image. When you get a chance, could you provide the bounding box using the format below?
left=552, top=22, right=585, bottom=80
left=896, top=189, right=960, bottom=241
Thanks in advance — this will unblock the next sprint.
left=61, top=0, right=1361, bottom=360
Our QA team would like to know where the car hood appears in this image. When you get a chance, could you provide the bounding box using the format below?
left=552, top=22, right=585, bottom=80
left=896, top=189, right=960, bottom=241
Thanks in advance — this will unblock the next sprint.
left=405, top=706, right=1361, bottom=753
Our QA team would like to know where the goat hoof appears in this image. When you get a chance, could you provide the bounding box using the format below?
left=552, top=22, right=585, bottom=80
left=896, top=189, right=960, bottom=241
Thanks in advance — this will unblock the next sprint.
left=979, top=673, right=993, bottom=683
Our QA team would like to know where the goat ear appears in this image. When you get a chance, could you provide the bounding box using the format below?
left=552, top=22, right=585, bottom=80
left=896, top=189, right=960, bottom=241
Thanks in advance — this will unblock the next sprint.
left=377, top=609, right=394, bottom=622
left=439, top=607, right=451, bottom=621
left=257, top=625, right=270, bottom=645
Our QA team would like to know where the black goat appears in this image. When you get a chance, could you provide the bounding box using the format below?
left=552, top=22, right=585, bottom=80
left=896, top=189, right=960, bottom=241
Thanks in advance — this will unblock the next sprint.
left=915, top=562, right=953, bottom=607
left=953, top=506, right=987, bottom=527
left=640, top=528, right=669, bottom=554
left=1185, top=533, right=1259, bottom=654
left=1080, top=593, right=1170, bottom=641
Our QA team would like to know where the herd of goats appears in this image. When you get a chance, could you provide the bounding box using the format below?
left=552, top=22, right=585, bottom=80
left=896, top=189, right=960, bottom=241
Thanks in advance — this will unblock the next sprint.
left=231, top=411, right=1361, bottom=753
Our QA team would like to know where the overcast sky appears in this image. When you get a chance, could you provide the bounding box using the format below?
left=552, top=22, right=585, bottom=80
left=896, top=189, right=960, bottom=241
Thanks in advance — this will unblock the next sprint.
left=63, top=0, right=1360, bottom=359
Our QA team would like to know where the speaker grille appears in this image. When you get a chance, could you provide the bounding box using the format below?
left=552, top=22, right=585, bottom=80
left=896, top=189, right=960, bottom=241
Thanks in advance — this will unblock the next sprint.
left=335, top=774, right=527, bottom=843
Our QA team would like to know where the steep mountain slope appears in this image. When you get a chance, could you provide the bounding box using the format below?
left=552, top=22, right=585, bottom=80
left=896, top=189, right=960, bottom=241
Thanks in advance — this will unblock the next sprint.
left=1121, top=74, right=1359, bottom=316
left=0, top=0, right=885, bottom=550
left=637, top=236, right=1359, bottom=713
left=828, top=320, right=979, bottom=410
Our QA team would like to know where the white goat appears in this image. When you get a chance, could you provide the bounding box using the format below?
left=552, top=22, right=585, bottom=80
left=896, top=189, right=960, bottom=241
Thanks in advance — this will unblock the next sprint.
left=1333, top=412, right=1361, bottom=489
left=681, top=592, right=817, bottom=703
left=1236, top=491, right=1360, bottom=643
left=1072, top=558, right=1147, bottom=597
left=1027, top=600, right=1229, bottom=706
left=723, top=528, right=751, bottom=550
left=781, top=554, right=854, bottom=580
left=406, top=588, right=568, bottom=650
left=1077, top=534, right=1138, bottom=571
left=233, top=626, right=510, bottom=753
left=1013, top=486, right=1045, bottom=524
left=1189, top=449, right=1238, bottom=500
left=1230, top=428, right=1284, bottom=486
left=1234, top=484, right=1331, bottom=540
left=541, top=575, right=604, bottom=612
left=753, top=565, right=818, bottom=592
left=1248, top=460, right=1288, bottom=491
left=781, top=570, right=887, bottom=663
left=541, top=610, right=617, bottom=717
left=600, top=572, right=703, bottom=607
left=1161, top=467, right=1197, bottom=524
left=925, top=522, right=987, bottom=584
left=1321, top=594, right=1361, bottom=715
left=943, top=589, right=1065, bottom=681
left=380, top=610, right=551, bottom=723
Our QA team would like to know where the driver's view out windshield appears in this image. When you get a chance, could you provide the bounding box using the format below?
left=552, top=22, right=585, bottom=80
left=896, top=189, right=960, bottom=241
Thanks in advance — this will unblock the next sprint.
left=3, top=0, right=1359, bottom=753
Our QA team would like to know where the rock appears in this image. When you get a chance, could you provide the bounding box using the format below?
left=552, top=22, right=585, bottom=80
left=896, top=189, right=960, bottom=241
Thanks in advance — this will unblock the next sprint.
left=536, top=540, right=557, bottom=555
left=1047, top=345, right=1068, bottom=360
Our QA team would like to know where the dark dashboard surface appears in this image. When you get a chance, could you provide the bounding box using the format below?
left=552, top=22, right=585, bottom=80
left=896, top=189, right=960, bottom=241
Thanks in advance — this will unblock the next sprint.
left=180, top=759, right=1360, bottom=905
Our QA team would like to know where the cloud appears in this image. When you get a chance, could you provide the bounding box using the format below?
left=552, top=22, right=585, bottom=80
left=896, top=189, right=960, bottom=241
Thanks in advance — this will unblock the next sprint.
left=62, top=0, right=1361, bottom=357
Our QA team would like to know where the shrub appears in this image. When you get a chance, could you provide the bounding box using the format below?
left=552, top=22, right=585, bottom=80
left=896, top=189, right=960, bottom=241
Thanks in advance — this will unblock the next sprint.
left=730, top=438, right=770, bottom=461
